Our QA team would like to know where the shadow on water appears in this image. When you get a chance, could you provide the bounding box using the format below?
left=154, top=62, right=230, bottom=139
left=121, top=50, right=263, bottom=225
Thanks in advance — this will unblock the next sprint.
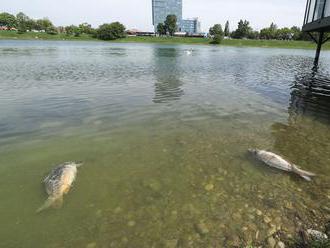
left=152, top=47, right=184, bottom=103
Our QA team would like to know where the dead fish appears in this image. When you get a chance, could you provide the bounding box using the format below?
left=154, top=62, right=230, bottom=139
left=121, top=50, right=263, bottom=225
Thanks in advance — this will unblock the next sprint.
left=248, top=149, right=315, bottom=181
left=37, top=161, right=83, bottom=213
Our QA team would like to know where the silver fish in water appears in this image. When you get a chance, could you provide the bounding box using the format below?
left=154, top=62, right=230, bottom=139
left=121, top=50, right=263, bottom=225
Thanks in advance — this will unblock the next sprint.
left=248, top=149, right=315, bottom=181
left=37, top=161, right=83, bottom=213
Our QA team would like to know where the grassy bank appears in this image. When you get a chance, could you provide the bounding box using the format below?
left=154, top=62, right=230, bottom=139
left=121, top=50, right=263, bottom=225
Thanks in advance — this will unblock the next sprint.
left=116, top=36, right=330, bottom=50
left=0, top=30, right=96, bottom=41
left=1, top=30, right=330, bottom=50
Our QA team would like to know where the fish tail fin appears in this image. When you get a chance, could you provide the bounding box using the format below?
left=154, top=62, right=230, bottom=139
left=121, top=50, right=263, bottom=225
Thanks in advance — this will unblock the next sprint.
left=36, top=195, right=63, bottom=213
left=292, top=164, right=316, bottom=181
left=53, top=196, right=63, bottom=209
left=36, top=197, right=56, bottom=213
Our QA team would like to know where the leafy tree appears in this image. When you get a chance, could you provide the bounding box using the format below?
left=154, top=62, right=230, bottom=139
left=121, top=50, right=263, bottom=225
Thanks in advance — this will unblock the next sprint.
left=277, top=27, right=293, bottom=40
left=46, top=26, right=58, bottom=35
left=79, top=22, right=93, bottom=34
left=269, top=22, right=278, bottom=39
left=16, top=12, right=30, bottom=33
left=26, top=19, right=37, bottom=31
left=164, top=15, right=177, bottom=36
left=157, top=23, right=166, bottom=36
left=260, top=23, right=279, bottom=40
left=209, top=24, right=224, bottom=44
left=96, top=22, right=126, bottom=40
left=211, top=34, right=223, bottom=44
left=231, top=20, right=252, bottom=39
left=224, top=21, right=230, bottom=37
left=57, top=26, right=66, bottom=33
left=65, top=25, right=81, bottom=36
left=209, top=24, right=223, bottom=36
left=0, top=12, right=17, bottom=28
left=35, top=18, right=53, bottom=31
left=248, top=31, right=260, bottom=39
left=290, top=26, right=303, bottom=40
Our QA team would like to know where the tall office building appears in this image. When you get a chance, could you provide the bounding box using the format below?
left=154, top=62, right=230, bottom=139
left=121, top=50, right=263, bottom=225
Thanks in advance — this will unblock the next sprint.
left=181, top=18, right=201, bottom=34
left=152, top=0, right=182, bottom=32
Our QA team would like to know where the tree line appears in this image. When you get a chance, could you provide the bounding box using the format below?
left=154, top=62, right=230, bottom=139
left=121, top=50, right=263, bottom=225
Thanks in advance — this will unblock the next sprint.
left=1, top=12, right=313, bottom=43
left=209, top=20, right=310, bottom=44
left=0, top=12, right=126, bottom=40
left=153, top=15, right=311, bottom=45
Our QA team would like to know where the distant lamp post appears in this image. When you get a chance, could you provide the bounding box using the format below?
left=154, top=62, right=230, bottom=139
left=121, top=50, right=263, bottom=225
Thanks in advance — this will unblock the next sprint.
left=303, top=0, right=330, bottom=70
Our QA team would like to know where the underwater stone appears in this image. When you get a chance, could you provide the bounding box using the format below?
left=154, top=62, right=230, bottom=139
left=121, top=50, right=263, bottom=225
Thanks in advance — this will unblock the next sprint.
left=267, top=237, right=276, bottom=248
left=127, top=221, right=136, bottom=227
left=163, top=239, right=178, bottom=248
left=264, top=216, right=272, bottom=224
left=307, top=229, right=328, bottom=241
left=86, top=242, right=97, bottom=248
left=322, top=206, right=330, bottom=213
left=275, top=241, right=285, bottom=248
left=204, top=183, right=214, bottom=191
left=95, top=209, right=102, bottom=218
left=195, top=223, right=209, bottom=235
left=232, top=212, right=241, bottom=220
left=227, top=235, right=240, bottom=247
left=267, top=226, right=277, bottom=237
left=326, top=222, right=330, bottom=236
left=114, top=207, right=122, bottom=214
left=143, top=179, right=161, bottom=192
left=256, top=209, right=262, bottom=216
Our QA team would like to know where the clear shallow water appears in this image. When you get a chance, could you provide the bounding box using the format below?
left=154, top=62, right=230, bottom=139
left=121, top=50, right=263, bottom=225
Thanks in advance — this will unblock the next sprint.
left=0, top=40, right=330, bottom=247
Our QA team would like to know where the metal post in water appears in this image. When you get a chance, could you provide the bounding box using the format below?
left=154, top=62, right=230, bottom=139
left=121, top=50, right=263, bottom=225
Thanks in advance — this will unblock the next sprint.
left=313, top=31, right=324, bottom=71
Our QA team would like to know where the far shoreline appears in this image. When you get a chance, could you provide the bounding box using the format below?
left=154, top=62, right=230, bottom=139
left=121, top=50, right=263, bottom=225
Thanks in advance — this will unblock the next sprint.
left=1, top=31, right=330, bottom=51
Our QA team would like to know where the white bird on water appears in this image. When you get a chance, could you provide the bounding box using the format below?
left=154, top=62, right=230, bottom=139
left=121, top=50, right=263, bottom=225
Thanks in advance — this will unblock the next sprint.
left=186, top=49, right=193, bottom=55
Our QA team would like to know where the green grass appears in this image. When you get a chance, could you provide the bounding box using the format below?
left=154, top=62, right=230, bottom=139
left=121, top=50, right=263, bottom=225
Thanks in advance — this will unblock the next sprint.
left=1, top=30, right=330, bottom=50
left=116, top=36, right=330, bottom=50
left=116, top=36, right=210, bottom=45
left=0, top=30, right=96, bottom=41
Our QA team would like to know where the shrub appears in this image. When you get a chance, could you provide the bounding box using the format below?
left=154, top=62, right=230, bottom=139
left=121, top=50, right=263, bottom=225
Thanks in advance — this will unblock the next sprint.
left=96, top=22, right=126, bottom=40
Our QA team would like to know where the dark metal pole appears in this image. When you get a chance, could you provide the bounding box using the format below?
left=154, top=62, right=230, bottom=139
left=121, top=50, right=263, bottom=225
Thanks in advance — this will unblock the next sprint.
left=313, top=31, right=324, bottom=70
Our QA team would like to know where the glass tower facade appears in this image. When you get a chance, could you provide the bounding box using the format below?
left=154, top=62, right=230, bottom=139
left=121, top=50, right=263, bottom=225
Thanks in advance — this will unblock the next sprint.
left=181, top=18, right=201, bottom=34
left=152, top=0, right=182, bottom=32
left=304, top=0, right=330, bottom=24
left=303, top=0, right=330, bottom=31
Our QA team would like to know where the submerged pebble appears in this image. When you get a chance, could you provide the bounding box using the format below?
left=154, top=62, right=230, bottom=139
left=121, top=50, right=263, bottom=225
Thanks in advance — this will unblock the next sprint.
left=204, top=183, right=214, bottom=191
left=267, top=236, right=276, bottom=248
left=86, top=242, right=97, bottom=248
left=267, top=226, right=277, bottom=236
left=264, top=216, right=272, bottom=224
left=127, top=221, right=136, bottom=227
left=307, top=229, right=328, bottom=241
left=276, top=241, right=285, bottom=248
left=163, top=239, right=178, bottom=248
left=195, top=223, right=209, bottom=235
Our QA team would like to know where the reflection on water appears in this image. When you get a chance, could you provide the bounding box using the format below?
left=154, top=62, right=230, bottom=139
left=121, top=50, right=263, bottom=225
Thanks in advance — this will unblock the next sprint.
left=153, top=48, right=184, bottom=103
left=290, top=71, right=330, bottom=122
left=0, top=40, right=330, bottom=247
left=271, top=71, right=330, bottom=180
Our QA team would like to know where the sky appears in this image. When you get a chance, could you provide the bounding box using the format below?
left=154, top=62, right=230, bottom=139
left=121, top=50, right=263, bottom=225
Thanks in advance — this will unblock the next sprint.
left=2, top=0, right=307, bottom=32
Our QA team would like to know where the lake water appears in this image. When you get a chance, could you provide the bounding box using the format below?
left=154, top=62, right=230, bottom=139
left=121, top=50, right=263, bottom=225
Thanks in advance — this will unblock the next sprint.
left=1, top=40, right=330, bottom=247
